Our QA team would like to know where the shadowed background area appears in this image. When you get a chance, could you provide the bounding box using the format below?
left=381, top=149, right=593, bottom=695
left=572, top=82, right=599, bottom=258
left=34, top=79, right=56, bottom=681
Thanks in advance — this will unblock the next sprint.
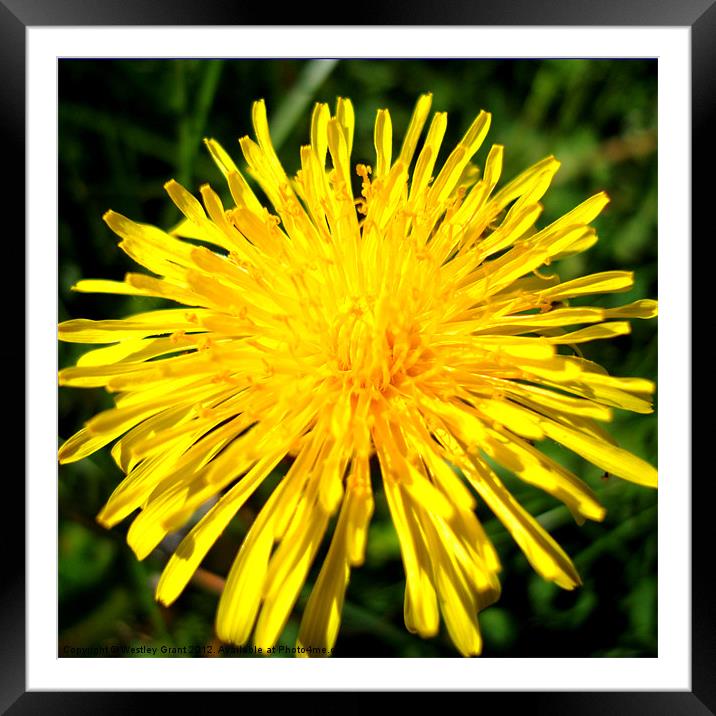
left=58, top=58, right=657, bottom=658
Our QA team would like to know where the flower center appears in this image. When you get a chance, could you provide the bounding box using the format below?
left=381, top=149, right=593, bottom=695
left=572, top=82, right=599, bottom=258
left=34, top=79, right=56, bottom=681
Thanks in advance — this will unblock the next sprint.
left=328, top=296, right=426, bottom=393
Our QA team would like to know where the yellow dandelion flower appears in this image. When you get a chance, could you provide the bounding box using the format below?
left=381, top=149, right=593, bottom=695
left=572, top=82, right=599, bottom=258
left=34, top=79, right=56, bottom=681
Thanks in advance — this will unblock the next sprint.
left=58, top=94, right=657, bottom=657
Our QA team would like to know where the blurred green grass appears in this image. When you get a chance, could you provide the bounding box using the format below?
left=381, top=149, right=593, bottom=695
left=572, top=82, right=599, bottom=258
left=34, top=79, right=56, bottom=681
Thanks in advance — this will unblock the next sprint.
left=58, top=58, right=657, bottom=658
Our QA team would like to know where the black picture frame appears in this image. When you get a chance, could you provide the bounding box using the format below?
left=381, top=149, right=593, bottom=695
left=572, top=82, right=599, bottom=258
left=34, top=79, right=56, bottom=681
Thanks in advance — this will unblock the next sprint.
left=7, top=1, right=704, bottom=712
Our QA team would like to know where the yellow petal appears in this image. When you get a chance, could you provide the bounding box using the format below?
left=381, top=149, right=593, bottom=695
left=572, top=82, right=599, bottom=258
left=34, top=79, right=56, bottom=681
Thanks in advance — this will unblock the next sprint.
left=255, top=505, right=329, bottom=651
left=540, top=271, right=634, bottom=301
left=310, top=102, right=330, bottom=167
left=541, top=419, right=657, bottom=487
left=397, top=93, right=432, bottom=168
left=373, top=108, right=392, bottom=178
left=418, top=509, right=483, bottom=656
left=464, top=457, right=582, bottom=590
left=296, top=516, right=350, bottom=656
left=155, top=452, right=287, bottom=605
left=335, top=96, right=355, bottom=157
left=215, top=507, right=275, bottom=645
left=409, top=111, right=447, bottom=202
left=545, top=322, right=631, bottom=345
left=604, top=299, right=658, bottom=319
left=380, top=470, right=439, bottom=639
left=71, top=279, right=148, bottom=296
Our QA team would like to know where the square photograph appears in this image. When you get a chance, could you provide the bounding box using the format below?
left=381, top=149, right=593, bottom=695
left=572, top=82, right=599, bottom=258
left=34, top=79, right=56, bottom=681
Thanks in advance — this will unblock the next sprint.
left=57, top=58, right=658, bottom=659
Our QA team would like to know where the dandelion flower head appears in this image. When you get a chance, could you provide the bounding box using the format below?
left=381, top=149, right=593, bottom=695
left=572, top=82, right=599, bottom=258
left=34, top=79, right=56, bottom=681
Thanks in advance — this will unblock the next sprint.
left=59, top=94, right=657, bottom=657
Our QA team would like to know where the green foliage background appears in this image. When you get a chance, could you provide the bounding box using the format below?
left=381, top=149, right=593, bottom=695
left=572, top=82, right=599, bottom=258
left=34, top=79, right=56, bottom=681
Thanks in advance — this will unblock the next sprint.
left=58, top=59, right=657, bottom=659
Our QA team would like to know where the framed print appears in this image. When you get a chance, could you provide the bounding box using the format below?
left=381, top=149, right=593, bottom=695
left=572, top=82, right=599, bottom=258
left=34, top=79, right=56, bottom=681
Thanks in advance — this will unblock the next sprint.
left=9, top=1, right=706, bottom=712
